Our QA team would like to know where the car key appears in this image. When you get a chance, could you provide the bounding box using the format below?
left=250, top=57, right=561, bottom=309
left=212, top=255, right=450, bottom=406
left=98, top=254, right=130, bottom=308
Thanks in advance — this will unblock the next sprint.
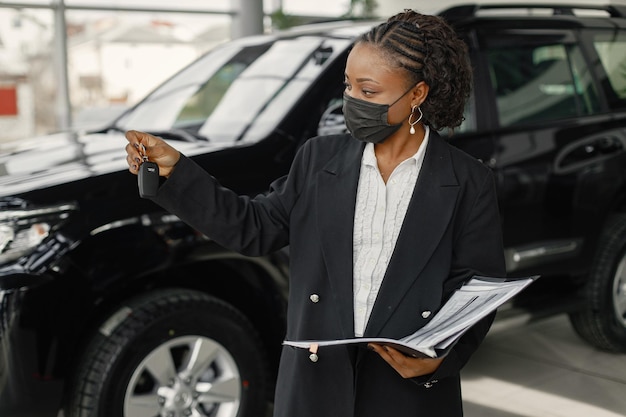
left=138, top=155, right=159, bottom=198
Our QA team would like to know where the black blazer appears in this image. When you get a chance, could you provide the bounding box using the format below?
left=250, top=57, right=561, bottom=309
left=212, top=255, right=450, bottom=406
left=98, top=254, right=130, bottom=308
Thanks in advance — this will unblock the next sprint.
left=153, top=132, right=506, bottom=417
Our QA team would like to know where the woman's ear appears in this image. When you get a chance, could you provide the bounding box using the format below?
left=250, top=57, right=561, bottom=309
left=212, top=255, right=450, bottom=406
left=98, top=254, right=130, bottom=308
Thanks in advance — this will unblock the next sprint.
left=412, top=81, right=430, bottom=107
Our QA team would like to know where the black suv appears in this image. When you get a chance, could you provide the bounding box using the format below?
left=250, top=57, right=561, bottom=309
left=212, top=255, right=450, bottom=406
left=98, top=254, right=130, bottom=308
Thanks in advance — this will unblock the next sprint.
left=1, top=3, right=626, bottom=417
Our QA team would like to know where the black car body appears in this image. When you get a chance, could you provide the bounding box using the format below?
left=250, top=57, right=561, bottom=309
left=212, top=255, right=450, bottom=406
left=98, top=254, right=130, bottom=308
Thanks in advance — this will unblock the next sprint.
left=1, top=4, right=626, bottom=417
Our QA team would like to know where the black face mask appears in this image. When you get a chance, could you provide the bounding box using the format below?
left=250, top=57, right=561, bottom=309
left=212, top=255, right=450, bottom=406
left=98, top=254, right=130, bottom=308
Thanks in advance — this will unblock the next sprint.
left=342, top=88, right=412, bottom=144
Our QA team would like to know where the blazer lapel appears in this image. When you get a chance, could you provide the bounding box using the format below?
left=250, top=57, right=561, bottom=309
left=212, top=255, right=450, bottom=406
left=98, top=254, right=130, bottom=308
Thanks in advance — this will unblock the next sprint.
left=317, top=137, right=364, bottom=339
left=364, top=134, right=460, bottom=337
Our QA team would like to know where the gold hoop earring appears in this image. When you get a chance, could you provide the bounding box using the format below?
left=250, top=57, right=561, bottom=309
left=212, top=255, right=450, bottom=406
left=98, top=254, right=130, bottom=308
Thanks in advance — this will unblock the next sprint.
left=408, top=105, right=423, bottom=135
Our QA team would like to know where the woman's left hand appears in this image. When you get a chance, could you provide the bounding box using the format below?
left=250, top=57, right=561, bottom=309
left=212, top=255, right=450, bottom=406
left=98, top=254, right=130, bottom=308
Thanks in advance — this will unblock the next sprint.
left=368, top=343, right=444, bottom=378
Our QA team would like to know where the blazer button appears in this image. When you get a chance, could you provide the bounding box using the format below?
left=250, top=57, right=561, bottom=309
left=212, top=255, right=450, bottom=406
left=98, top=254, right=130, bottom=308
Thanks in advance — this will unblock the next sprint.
left=424, top=379, right=438, bottom=388
left=309, top=353, right=319, bottom=362
left=310, top=294, right=320, bottom=303
left=421, top=311, right=431, bottom=319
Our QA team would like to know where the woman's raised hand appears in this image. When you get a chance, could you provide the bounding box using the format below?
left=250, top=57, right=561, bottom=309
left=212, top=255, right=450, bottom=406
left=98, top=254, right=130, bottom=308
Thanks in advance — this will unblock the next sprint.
left=125, top=130, right=181, bottom=178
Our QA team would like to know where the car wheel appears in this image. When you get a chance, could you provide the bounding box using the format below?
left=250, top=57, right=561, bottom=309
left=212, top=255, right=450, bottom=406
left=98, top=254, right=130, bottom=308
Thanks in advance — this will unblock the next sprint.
left=66, top=288, right=270, bottom=417
left=569, top=214, right=626, bottom=352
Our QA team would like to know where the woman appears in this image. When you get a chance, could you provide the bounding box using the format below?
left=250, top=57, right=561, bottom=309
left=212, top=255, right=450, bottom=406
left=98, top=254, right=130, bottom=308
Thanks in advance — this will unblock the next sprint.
left=125, top=9, right=505, bottom=417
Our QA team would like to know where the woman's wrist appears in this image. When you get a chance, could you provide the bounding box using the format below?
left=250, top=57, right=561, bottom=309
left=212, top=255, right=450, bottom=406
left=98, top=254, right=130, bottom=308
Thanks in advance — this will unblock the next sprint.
left=161, top=152, right=181, bottom=178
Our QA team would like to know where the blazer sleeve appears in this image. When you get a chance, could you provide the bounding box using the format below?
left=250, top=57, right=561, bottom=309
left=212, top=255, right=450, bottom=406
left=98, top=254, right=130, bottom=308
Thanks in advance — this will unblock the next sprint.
left=150, top=141, right=312, bottom=256
left=416, top=167, right=506, bottom=386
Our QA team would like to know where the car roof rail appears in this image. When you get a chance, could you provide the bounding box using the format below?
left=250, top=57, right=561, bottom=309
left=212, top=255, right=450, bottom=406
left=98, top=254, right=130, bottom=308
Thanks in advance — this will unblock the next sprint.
left=440, top=3, right=626, bottom=22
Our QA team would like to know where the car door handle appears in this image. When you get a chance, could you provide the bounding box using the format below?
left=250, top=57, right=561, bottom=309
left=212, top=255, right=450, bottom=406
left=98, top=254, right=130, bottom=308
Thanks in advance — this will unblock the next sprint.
left=594, top=136, right=624, bottom=154
left=554, top=135, right=624, bottom=175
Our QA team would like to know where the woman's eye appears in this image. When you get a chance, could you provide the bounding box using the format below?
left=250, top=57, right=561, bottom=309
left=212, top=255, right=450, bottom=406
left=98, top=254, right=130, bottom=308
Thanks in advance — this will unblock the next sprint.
left=362, top=89, right=375, bottom=96
left=343, top=82, right=351, bottom=91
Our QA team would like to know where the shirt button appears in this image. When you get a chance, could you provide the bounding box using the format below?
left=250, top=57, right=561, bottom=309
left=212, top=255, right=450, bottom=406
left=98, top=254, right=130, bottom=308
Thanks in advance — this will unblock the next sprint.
left=310, top=294, right=320, bottom=303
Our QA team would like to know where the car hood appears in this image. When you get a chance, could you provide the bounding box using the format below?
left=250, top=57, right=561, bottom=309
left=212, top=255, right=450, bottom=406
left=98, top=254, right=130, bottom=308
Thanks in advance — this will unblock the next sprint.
left=0, top=131, right=217, bottom=197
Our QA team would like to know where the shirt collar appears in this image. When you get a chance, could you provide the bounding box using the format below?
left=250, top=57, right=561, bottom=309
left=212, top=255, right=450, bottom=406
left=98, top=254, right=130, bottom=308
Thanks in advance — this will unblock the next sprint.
left=361, top=125, right=431, bottom=168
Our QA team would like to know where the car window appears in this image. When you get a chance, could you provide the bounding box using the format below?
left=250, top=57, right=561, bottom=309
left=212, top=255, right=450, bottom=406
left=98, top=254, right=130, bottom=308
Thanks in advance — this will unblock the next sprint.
left=114, top=40, right=271, bottom=135
left=199, top=36, right=348, bottom=142
left=239, top=37, right=353, bottom=143
left=174, top=50, right=264, bottom=130
left=114, top=35, right=349, bottom=143
left=484, top=33, right=601, bottom=127
left=592, top=31, right=626, bottom=109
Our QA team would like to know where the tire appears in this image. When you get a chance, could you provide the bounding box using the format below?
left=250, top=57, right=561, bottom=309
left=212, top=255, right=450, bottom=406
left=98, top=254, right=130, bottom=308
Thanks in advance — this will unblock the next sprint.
left=569, top=214, right=626, bottom=352
left=66, top=288, right=270, bottom=417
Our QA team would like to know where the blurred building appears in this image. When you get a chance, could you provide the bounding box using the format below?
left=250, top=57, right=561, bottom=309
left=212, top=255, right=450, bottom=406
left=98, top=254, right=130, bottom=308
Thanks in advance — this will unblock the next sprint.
left=0, top=33, right=36, bottom=141
left=68, top=17, right=230, bottom=131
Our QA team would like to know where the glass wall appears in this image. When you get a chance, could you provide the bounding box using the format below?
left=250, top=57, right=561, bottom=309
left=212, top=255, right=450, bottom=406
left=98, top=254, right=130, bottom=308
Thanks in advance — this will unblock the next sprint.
left=0, top=8, right=56, bottom=139
left=0, top=1, right=235, bottom=142
left=64, top=9, right=232, bottom=131
left=0, top=1, right=351, bottom=142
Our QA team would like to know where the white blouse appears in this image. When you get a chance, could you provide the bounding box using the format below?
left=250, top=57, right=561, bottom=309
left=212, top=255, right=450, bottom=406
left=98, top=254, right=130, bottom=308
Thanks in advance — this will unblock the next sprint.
left=352, top=127, right=430, bottom=337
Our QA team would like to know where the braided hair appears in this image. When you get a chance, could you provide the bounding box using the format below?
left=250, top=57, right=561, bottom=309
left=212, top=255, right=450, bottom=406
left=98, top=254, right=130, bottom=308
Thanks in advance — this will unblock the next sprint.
left=356, top=10, right=472, bottom=130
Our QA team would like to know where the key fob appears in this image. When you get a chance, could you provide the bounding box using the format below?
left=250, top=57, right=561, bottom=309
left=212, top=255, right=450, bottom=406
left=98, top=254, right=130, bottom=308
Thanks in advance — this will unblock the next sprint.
left=138, top=160, right=159, bottom=198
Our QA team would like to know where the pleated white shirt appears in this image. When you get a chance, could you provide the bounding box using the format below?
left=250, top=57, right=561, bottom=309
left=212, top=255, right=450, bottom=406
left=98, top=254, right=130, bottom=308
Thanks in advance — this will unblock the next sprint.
left=353, top=127, right=430, bottom=337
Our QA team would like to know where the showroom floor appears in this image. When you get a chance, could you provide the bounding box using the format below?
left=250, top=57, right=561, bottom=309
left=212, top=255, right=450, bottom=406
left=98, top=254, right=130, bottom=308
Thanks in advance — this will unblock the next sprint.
left=462, top=314, right=626, bottom=417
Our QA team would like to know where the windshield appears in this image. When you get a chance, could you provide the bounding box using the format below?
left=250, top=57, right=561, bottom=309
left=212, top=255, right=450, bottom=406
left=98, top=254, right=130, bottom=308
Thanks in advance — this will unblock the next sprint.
left=114, top=33, right=352, bottom=143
